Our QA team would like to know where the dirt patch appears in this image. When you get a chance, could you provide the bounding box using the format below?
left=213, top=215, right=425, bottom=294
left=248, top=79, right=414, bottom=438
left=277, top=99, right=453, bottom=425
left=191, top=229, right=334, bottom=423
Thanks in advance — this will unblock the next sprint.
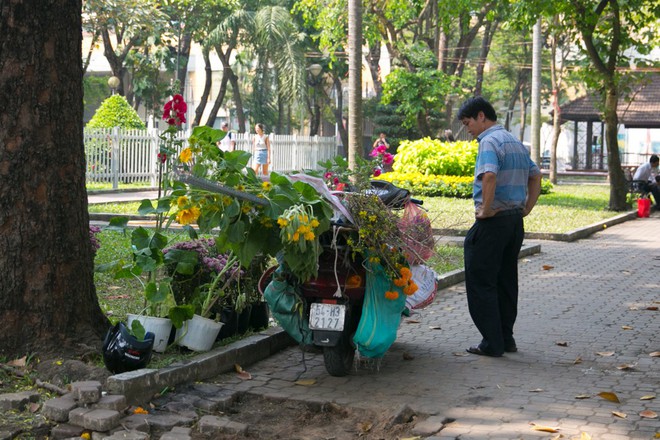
left=191, top=394, right=424, bottom=440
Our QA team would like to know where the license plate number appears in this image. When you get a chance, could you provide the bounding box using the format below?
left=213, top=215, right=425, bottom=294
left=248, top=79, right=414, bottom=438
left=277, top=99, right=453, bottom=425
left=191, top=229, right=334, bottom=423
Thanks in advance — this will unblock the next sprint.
left=309, top=303, right=345, bottom=331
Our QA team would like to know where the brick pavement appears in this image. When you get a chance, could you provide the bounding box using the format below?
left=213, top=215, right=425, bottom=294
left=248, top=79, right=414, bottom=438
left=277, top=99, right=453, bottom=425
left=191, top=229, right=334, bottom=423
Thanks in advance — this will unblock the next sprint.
left=203, top=212, right=660, bottom=439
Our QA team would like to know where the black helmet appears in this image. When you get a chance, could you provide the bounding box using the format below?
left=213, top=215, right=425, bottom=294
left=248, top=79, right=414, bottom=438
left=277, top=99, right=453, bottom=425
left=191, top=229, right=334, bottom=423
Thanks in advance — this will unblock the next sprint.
left=102, top=322, right=155, bottom=374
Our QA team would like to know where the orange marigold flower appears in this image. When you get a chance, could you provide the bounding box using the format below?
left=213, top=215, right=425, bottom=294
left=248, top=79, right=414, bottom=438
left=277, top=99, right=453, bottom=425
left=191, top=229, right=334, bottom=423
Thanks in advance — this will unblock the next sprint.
left=404, top=281, right=418, bottom=296
left=346, top=275, right=362, bottom=287
left=133, top=407, right=149, bottom=415
left=384, top=290, right=399, bottom=300
left=393, top=277, right=407, bottom=287
left=399, top=267, right=412, bottom=280
left=179, top=148, right=193, bottom=163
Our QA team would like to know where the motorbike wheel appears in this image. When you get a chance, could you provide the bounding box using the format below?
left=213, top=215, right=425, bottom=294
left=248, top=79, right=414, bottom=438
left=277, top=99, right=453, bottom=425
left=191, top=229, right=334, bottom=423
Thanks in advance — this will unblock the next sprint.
left=323, top=332, right=355, bottom=377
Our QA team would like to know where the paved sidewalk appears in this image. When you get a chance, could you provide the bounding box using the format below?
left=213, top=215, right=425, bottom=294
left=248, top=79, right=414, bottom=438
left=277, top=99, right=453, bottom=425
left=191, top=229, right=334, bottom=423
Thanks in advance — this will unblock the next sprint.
left=202, top=213, right=660, bottom=439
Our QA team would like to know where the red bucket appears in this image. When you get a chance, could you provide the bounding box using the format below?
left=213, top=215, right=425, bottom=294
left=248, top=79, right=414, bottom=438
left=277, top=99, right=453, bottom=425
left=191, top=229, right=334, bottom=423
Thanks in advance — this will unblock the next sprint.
left=637, top=198, right=651, bottom=218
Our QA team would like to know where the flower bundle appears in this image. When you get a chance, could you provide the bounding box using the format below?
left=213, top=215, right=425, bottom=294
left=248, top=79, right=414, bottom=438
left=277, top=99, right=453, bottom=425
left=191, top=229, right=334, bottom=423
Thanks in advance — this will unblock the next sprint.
left=162, top=94, right=187, bottom=126
left=277, top=204, right=324, bottom=282
left=369, top=144, right=394, bottom=177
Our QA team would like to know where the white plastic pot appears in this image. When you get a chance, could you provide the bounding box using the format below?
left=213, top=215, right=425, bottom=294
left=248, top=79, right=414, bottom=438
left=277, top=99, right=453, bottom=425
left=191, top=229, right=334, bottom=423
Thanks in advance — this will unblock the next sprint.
left=176, top=314, right=224, bottom=352
left=126, top=314, right=173, bottom=353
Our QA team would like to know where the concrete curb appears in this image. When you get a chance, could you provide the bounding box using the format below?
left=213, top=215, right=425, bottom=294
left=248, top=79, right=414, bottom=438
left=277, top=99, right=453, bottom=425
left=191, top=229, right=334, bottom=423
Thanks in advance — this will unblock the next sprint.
left=106, top=327, right=294, bottom=406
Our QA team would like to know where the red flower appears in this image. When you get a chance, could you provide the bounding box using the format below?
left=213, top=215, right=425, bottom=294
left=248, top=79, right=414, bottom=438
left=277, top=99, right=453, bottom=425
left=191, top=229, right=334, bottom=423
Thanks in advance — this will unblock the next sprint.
left=162, top=95, right=187, bottom=126
left=373, top=168, right=382, bottom=177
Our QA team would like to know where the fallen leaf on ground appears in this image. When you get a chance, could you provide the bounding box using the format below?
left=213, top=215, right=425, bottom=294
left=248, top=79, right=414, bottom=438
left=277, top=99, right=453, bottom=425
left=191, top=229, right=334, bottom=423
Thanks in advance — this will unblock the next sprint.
left=237, top=370, right=252, bottom=380
left=234, top=364, right=244, bottom=373
left=575, top=394, right=591, bottom=399
left=8, top=356, right=27, bottom=367
left=405, top=319, right=421, bottom=324
left=556, top=341, right=569, bottom=347
left=597, top=391, right=620, bottom=403
left=542, top=265, right=555, bottom=271
left=403, top=352, right=414, bottom=361
left=530, top=423, right=559, bottom=433
left=579, top=433, right=592, bottom=440
left=29, top=402, right=40, bottom=413
left=574, top=356, right=583, bottom=364
left=640, top=410, right=658, bottom=419
left=650, top=352, right=660, bottom=357
left=646, top=306, right=658, bottom=311
left=596, top=351, right=615, bottom=357
left=452, top=352, right=469, bottom=356
left=107, top=294, right=130, bottom=300
left=640, top=395, right=656, bottom=400
left=621, top=325, right=633, bottom=330
left=529, top=388, right=544, bottom=392
left=357, top=421, right=373, bottom=433
left=616, top=363, right=636, bottom=370
left=294, top=378, right=316, bottom=386
left=612, top=411, right=627, bottom=419
left=429, top=325, right=441, bottom=330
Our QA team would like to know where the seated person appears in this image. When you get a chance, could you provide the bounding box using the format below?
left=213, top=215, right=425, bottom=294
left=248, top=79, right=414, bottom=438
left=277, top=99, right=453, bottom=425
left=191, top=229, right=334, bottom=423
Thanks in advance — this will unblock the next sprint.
left=633, top=154, right=660, bottom=207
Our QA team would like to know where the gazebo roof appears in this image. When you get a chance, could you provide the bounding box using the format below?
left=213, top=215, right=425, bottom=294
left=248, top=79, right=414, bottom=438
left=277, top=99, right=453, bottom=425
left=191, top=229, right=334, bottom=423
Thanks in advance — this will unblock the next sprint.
left=557, top=74, right=660, bottom=128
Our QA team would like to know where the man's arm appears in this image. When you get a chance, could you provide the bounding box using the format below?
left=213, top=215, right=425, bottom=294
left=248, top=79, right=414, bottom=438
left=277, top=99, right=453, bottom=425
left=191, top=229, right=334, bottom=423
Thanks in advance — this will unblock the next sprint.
left=522, top=173, right=542, bottom=217
left=475, top=172, right=497, bottom=219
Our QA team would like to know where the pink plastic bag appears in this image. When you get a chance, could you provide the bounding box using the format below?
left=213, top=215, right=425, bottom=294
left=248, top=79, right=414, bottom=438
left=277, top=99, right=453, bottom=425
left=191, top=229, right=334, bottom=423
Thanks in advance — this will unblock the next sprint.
left=398, top=202, right=435, bottom=264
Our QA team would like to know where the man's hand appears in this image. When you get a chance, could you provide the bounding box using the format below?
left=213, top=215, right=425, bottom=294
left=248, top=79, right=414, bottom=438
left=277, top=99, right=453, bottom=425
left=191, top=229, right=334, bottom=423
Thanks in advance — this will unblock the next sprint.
left=475, top=205, right=499, bottom=219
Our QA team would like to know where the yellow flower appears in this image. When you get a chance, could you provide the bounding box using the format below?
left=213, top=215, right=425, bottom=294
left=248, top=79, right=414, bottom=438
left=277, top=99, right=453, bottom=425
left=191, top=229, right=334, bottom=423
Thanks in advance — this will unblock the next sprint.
left=384, top=291, right=399, bottom=300
left=304, top=231, right=315, bottom=241
left=80, top=433, right=91, bottom=440
left=310, top=218, right=320, bottom=228
left=176, top=206, right=201, bottom=225
left=241, top=204, right=251, bottom=214
left=293, top=232, right=300, bottom=241
left=277, top=217, right=288, bottom=227
left=236, top=184, right=245, bottom=191
left=179, top=148, right=193, bottom=163
left=359, top=211, right=367, bottom=218
left=369, top=215, right=377, bottom=222
left=261, top=181, right=272, bottom=191
left=177, top=196, right=189, bottom=208
left=222, top=196, right=232, bottom=206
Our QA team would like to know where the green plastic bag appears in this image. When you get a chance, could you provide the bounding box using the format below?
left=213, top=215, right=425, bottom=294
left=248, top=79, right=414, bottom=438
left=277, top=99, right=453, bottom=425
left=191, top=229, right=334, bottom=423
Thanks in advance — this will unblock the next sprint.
left=262, top=269, right=312, bottom=346
left=353, top=262, right=406, bottom=358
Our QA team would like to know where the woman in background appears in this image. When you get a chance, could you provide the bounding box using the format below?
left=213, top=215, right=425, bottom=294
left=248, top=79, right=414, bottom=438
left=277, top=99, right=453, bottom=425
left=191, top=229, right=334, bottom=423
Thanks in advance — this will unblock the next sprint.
left=252, top=123, right=271, bottom=175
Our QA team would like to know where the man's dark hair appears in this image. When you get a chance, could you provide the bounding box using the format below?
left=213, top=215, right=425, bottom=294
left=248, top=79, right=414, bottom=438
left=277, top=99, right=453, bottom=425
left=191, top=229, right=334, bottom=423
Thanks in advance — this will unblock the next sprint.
left=650, top=154, right=659, bottom=164
left=457, top=97, right=497, bottom=122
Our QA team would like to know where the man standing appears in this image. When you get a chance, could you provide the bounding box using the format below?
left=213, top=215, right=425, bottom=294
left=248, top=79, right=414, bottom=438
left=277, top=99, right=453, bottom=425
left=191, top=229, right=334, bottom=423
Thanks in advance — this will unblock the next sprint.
left=632, top=154, right=660, bottom=208
left=218, top=122, right=236, bottom=152
left=458, top=97, right=542, bottom=357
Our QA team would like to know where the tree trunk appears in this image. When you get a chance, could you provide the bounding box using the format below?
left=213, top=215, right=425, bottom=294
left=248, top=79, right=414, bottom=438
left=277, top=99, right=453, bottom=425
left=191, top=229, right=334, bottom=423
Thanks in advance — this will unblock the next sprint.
left=366, top=43, right=382, bottom=98
left=229, top=71, right=247, bottom=134
left=176, top=32, right=192, bottom=90
left=348, top=0, right=363, bottom=167
left=474, top=20, right=498, bottom=96
left=0, top=0, right=109, bottom=356
left=519, top=88, right=527, bottom=141
left=603, top=83, right=628, bottom=210
left=193, top=46, right=213, bottom=128
left=332, top=76, right=348, bottom=153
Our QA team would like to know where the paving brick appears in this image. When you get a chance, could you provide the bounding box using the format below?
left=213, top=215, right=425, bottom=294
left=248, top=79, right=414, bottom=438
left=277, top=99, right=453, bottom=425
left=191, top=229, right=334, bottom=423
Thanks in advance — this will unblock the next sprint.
left=68, top=407, right=93, bottom=427
left=99, top=430, right=149, bottom=440
left=0, top=391, right=40, bottom=411
left=42, top=396, right=79, bottom=422
left=71, top=381, right=103, bottom=404
left=93, top=395, right=128, bottom=412
left=81, top=409, right=122, bottom=432
left=49, top=423, right=84, bottom=440
left=197, top=415, right=248, bottom=436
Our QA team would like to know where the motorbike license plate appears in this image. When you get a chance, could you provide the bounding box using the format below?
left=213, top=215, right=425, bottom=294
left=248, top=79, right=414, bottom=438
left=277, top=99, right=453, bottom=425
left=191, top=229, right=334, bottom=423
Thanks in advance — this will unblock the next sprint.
left=309, top=303, right=345, bottom=331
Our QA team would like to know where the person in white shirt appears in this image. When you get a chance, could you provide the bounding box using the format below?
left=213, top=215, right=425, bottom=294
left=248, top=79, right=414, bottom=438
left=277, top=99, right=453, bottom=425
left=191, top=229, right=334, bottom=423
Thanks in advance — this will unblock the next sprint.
left=217, top=122, right=235, bottom=152
left=252, top=123, right=271, bottom=175
left=633, top=154, right=660, bottom=207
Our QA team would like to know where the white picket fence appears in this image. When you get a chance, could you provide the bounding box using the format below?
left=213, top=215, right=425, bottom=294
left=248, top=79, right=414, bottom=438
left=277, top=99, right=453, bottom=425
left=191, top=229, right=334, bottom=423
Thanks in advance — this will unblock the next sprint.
left=85, top=128, right=338, bottom=188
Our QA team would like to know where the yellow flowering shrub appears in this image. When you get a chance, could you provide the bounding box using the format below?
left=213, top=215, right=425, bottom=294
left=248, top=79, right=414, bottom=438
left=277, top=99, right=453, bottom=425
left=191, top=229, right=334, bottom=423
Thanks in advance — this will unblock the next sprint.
left=378, top=171, right=473, bottom=198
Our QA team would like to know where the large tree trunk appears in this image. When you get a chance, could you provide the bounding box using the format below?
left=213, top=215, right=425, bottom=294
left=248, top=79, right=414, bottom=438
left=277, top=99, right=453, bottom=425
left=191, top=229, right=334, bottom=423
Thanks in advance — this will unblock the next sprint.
left=0, top=0, right=109, bottom=356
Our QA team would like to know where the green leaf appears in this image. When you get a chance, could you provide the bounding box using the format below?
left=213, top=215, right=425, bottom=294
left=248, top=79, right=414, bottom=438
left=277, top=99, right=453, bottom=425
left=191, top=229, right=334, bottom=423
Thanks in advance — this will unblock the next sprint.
left=130, top=320, right=146, bottom=341
left=131, top=227, right=151, bottom=250
left=227, top=221, right=246, bottom=243
left=135, top=254, right=159, bottom=272
left=105, top=216, right=129, bottom=231
left=168, top=305, right=195, bottom=329
left=138, top=199, right=156, bottom=216
left=145, top=281, right=168, bottom=304
left=155, top=197, right=171, bottom=214
left=183, top=225, right=198, bottom=239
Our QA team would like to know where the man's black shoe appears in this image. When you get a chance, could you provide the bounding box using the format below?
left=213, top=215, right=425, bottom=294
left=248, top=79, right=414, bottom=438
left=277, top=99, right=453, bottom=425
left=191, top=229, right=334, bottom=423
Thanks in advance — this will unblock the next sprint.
left=504, top=344, right=518, bottom=353
left=466, top=345, right=503, bottom=357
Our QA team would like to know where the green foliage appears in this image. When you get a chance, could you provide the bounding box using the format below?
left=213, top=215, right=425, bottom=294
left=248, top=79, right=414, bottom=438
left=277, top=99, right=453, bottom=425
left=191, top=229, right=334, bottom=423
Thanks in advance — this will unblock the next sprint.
left=379, top=172, right=474, bottom=198
left=541, top=178, right=554, bottom=195
left=83, top=76, right=111, bottom=114
left=87, top=95, right=146, bottom=129
left=381, top=69, right=458, bottom=131
left=393, top=138, right=478, bottom=177
left=365, top=100, right=418, bottom=152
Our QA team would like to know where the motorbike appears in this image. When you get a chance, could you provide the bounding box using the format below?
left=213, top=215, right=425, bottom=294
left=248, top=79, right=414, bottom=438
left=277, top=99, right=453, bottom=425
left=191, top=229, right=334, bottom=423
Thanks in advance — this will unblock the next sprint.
left=259, top=180, right=422, bottom=376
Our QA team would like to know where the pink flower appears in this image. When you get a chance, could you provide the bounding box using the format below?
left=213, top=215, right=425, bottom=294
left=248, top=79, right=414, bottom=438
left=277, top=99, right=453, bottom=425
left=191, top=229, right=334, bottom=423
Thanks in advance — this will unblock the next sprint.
left=382, top=153, right=394, bottom=165
left=333, top=177, right=339, bottom=185
left=324, top=171, right=333, bottom=179
left=373, top=168, right=382, bottom=177
left=369, top=148, right=380, bottom=157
